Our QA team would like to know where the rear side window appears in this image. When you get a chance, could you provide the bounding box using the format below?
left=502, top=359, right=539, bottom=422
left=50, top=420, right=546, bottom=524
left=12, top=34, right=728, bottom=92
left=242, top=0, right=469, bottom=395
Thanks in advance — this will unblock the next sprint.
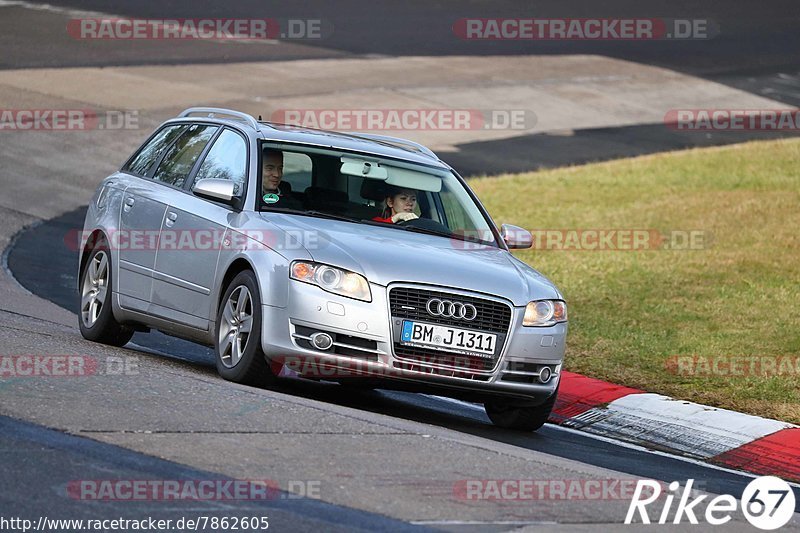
left=152, top=124, right=218, bottom=188
left=124, top=124, right=186, bottom=176
left=192, top=129, right=247, bottom=194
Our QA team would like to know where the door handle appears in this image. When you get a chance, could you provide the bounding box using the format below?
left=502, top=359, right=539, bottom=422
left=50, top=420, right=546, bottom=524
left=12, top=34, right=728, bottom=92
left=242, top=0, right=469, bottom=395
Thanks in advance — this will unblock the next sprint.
left=165, top=211, right=178, bottom=228
left=123, top=196, right=135, bottom=212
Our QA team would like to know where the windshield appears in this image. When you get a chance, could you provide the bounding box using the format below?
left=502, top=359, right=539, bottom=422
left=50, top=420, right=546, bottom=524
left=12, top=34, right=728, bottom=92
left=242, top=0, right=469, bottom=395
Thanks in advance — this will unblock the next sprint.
left=258, top=143, right=498, bottom=246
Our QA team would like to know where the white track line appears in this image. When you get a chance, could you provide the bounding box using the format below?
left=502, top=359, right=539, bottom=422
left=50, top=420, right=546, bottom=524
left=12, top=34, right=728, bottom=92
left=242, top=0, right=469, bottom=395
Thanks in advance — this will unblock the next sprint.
left=423, top=394, right=800, bottom=487
left=0, top=0, right=108, bottom=18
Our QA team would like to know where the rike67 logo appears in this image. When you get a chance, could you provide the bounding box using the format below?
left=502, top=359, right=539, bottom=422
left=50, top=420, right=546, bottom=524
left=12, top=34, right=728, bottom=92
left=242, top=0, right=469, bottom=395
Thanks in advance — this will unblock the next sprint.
left=626, top=476, right=796, bottom=529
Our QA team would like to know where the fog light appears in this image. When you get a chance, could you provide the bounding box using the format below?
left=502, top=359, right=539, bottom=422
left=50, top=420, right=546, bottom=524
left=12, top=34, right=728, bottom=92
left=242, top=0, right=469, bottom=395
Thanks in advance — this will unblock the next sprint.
left=539, top=366, right=552, bottom=384
left=310, top=332, right=333, bottom=351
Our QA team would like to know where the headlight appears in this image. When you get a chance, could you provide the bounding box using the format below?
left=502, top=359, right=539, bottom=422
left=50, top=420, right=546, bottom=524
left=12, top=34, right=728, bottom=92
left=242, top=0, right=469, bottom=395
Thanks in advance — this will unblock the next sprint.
left=523, top=300, right=567, bottom=327
left=290, top=261, right=371, bottom=302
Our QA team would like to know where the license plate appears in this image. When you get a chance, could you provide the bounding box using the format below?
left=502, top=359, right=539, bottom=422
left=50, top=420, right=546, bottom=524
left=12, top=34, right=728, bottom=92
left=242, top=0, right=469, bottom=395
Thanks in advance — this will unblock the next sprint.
left=400, top=320, right=496, bottom=358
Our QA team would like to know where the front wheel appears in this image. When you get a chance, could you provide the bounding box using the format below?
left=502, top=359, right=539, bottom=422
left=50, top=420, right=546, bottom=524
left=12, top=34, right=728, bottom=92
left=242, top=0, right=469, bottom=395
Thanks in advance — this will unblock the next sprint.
left=78, top=245, right=134, bottom=346
left=484, top=386, right=559, bottom=431
left=214, top=270, right=277, bottom=386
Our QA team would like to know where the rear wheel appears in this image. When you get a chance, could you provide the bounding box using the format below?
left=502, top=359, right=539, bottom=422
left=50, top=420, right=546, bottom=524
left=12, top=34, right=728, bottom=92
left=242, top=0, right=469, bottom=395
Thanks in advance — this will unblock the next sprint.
left=214, top=270, right=277, bottom=386
left=484, top=386, right=559, bottom=431
left=78, top=245, right=134, bottom=346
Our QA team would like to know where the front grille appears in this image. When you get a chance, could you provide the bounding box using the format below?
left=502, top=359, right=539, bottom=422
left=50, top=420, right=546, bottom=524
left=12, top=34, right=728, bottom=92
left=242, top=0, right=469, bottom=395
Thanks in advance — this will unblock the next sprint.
left=389, top=287, right=513, bottom=373
left=389, top=287, right=512, bottom=333
left=392, top=361, right=492, bottom=381
left=393, top=345, right=496, bottom=371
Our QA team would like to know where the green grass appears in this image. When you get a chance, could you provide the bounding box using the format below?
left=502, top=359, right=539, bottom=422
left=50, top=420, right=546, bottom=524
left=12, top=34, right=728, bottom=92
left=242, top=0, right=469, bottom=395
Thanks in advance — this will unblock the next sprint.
left=470, top=139, right=800, bottom=423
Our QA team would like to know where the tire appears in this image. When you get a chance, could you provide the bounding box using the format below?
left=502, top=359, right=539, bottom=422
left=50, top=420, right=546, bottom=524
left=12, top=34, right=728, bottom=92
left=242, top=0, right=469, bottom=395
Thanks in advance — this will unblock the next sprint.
left=78, top=244, right=134, bottom=347
left=214, top=270, right=277, bottom=386
left=484, top=386, right=559, bottom=432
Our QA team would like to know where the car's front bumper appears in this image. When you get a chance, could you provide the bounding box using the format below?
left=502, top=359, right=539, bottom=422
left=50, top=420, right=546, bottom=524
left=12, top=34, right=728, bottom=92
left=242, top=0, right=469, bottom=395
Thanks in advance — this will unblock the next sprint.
left=260, top=280, right=566, bottom=404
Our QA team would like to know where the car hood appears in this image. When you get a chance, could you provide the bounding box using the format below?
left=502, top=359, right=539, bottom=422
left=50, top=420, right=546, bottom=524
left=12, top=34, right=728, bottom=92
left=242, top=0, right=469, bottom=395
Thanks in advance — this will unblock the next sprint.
left=262, top=214, right=561, bottom=306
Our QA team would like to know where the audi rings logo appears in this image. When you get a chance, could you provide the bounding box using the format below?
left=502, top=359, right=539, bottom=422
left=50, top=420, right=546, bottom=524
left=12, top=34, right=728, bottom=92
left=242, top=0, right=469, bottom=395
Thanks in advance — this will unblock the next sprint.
left=426, top=298, right=478, bottom=321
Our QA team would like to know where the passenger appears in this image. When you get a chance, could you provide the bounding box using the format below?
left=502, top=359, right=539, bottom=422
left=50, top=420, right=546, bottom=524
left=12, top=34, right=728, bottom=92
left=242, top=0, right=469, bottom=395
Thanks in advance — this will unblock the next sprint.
left=372, top=186, right=419, bottom=223
left=261, top=148, right=302, bottom=210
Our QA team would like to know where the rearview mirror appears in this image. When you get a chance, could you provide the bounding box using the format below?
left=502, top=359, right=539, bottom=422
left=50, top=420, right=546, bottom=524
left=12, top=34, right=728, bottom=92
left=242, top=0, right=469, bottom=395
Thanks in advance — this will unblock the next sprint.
left=501, top=224, right=532, bottom=249
left=192, top=178, right=237, bottom=203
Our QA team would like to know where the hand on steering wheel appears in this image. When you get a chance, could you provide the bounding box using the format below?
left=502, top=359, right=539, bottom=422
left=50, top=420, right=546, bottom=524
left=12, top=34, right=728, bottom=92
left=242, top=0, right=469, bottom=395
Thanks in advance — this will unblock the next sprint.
left=391, top=212, right=419, bottom=224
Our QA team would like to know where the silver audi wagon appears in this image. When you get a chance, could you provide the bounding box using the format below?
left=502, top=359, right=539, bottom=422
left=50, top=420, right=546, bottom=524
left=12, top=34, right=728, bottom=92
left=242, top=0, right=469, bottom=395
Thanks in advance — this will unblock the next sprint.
left=79, top=107, right=567, bottom=430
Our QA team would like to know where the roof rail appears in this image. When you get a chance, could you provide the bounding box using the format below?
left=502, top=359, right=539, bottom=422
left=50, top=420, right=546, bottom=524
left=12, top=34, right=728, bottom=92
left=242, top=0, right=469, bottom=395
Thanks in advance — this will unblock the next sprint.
left=178, top=107, right=260, bottom=131
left=349, top=132, right=439, bottom=160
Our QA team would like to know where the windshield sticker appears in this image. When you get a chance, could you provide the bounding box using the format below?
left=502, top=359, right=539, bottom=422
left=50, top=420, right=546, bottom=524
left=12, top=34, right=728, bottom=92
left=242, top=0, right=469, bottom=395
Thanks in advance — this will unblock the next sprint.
left=262, top=193, right=280, bottom=204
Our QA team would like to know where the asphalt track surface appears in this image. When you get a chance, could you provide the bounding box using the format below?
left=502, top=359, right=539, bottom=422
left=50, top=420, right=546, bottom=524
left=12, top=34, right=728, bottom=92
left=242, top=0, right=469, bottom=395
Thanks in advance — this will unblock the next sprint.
left=7, top=207, right=800, bottom=524
left=4, top=0, right=799, bottom=79
left=0, top=416, right=424, bottom=532
left=3, top=0, right=800, bottom=529
left=2, top=0, right=799, bottom=175
left=4, top=0, right=800, bottom=111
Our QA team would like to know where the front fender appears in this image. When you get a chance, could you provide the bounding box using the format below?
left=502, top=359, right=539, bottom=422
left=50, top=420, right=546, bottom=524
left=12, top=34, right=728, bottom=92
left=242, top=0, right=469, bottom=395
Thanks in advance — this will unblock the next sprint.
left=210, top=227, right=307, bottom=320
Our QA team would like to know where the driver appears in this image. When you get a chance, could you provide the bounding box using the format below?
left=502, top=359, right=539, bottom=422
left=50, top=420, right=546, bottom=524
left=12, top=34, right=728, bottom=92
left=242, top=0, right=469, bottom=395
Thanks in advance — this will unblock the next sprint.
left=372, top=186, right=419, bottom=224
left=261, top=148, right=302, bottom=210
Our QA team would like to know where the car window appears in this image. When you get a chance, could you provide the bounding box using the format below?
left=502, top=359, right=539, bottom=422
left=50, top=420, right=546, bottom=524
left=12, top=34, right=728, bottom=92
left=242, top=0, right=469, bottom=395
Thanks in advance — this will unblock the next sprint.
left=124, top=124, right=187, bottom=177
left=192, top=129, right=247, bottom=194
left=282, top=152, right=312, bottom=192
left=440, top=184, right=496, bottom=243
left=347, top=176, right=372, bottom=204
left=257, top=144, right=497, bottom=245
left=152, top=124, right=218, bottom=188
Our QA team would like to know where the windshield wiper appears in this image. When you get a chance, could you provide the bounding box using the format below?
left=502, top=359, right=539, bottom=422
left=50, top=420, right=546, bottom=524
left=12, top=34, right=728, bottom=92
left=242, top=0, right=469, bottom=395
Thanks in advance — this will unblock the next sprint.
left=395, top=224, right=453, bottom=239
left=300, top=210, right=363, bottom=223
left=397, top=224, right=495, bottom=246
left=263, top=208, right=362, bottom=223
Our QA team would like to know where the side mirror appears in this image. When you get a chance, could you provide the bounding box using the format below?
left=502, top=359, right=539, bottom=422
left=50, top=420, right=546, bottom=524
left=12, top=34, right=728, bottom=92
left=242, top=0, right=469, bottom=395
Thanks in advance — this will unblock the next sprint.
left=192, top=178, right=237, bottom=204
left=501, top=224, right=532, bottom=249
